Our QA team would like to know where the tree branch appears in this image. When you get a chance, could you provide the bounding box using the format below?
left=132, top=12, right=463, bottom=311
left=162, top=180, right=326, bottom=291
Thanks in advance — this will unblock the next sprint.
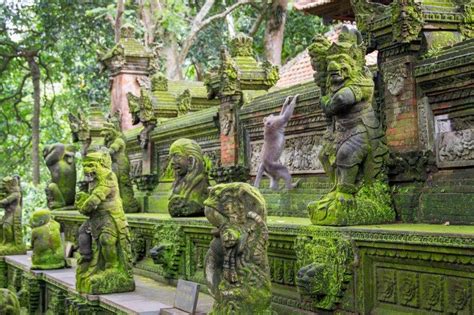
left=248, top=4, right=269, bottom=37
left=179, top=0, right=254, bottom=64
left=0, top=73, right=30, bottom=104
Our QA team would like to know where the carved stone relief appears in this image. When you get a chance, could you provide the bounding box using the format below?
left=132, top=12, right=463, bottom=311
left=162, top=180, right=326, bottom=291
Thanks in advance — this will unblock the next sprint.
left=435, top=114, right=474, bottom=167
left=417, top=96, right=434, bottom=151
left=386, top=65, right=408, bottom=96
left=250, top=135, right=324, bottom=175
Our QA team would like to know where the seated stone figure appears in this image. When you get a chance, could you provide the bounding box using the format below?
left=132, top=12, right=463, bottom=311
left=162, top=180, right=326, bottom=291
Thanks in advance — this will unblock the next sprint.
left=75, top=150, right=135, bottom=294
left=307, top=26, right=394, bottom=226
left=0, top=288, right=21, bottom=315
left=0, top=176, right=26, bottom=255
left=43, top=143, right=76, bottom=209
left=204, top=183, right=272, bottom=314
left=168, top=138, right=210, bottom=217
left=30, top=209, right=65, bottom=270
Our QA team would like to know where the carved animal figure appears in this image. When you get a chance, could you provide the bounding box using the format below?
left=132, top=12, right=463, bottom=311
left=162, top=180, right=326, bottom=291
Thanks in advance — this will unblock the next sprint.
left=43, top=143, right=76, bottom=209
left=75, top=150, right=135, bottom=294
left=0, top=288, right=21, bottom=315
left=0, top=176, right=25, bottom=255
left=204, top=183, right=272, bottom=314
left=168, top=138, right=210, bottom=217
left=254, top=95, right=299, bottom=190
left=30, top=209, right=65, bottom=269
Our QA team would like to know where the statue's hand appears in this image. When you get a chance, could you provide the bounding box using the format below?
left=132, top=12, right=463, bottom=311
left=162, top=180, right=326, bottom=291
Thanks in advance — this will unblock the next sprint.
left=222, top=227, right=240, bottom=248
left=79, top=195, right=100, bottom=214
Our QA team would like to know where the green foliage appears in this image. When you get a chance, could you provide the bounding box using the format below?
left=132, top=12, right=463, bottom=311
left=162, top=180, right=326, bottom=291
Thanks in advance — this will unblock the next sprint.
left=0, top=0, right=113, bottom=183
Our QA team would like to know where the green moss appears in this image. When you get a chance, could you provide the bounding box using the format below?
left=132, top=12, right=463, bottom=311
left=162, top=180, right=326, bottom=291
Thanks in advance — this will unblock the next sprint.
left=0, top=288, right=21, bottom=315
left=308, top=181, right=395, bottom=226
left=30, top=209, right=65, bottom=270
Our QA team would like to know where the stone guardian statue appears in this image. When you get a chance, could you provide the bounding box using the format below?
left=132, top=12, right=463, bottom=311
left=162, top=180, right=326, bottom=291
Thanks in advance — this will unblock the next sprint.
left=30, top=209, right=65, bottom=269
left=168, top=138, right=210, bottom=217
left=75, top=150, right=135, bottom=294
left=204, top=182, right=272, bottom=314
left=0, top=176, right=26, bottom=255
left=307, top=26, right=394, bottom=226
left=43, top=143, right=77, bottom=209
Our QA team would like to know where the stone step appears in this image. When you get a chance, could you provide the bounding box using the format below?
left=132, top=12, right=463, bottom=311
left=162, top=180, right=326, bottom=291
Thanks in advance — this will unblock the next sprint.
left=4, top=253, right=214, bottom=315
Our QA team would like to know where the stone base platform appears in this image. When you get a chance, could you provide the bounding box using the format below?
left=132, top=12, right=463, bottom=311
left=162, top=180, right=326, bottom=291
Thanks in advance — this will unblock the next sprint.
left=50, top=211, right=474, bottom=314
left=1, top=252, right=213, bottom=314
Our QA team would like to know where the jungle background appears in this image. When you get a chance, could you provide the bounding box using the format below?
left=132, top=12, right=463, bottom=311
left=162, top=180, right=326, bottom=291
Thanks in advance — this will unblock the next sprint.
left=0, top=0, right=328, bottom=237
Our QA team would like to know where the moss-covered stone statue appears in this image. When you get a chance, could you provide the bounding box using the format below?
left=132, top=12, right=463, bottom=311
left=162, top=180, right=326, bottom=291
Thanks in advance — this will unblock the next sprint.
left=101, top=122, right=140, bottom=213
left=43, top=143, right=76, bottom=209
left=168, top=138, right=210, bottom=217
left=0, top=176, right=26, bottom=256
left=30, top=209, right=65, bottom=270
left=204, top=183, right=272, bottom=314
left=75, top=150, right=135, bottom=294
left=0, top=288, right=21, bottom=315
left=307, top=26, right=394, bottom=226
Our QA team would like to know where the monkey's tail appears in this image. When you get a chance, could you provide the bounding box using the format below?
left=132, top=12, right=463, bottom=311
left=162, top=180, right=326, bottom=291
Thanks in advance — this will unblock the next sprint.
left=253, top=163, right=264, bottom=188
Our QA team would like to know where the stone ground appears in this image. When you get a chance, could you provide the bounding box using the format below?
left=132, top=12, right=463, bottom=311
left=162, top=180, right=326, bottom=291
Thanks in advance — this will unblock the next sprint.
left=5, top=253, right=214, bottom=315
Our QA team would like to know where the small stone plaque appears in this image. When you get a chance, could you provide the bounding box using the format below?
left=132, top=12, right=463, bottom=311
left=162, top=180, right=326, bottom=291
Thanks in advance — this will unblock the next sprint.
left=174, top=279, right=200, bottom=314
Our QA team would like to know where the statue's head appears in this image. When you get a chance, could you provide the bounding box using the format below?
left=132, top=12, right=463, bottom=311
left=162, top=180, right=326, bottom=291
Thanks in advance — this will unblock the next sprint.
left=30, top=209, right=51, bottom=228
left=0, top=176, right=20, bottom=194
left=100, top=123, right=119, bottom=145
left=42, top=143, right=75, bottom=163
left=169, top=138, right=205, bottom=179
left=82, top=150, right=112, bottom=184
left=204, top=182, right=267, bottom=228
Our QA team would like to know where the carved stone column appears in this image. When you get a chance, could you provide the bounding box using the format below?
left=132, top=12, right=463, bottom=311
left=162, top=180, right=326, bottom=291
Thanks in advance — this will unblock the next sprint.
left=100, top=24, right=153, bottom=130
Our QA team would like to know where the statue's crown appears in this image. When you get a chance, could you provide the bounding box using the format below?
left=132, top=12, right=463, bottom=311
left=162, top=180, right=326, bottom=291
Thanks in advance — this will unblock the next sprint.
left=83, top=150, right=112, bottom=169
left=328, top=26, right=366, bottom=68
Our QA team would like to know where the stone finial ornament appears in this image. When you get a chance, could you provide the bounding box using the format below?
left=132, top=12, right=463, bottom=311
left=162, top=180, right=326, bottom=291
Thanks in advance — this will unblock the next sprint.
left=204, top=183, right=272, bottom=314
left=168, top=138, right=210, bottom=217
left=0, top=288, right=21, bottom=315
left=75, top=150, right=135, bottom=294
left=30, top=209, right=65, bottom=270
left=101, top=122, right=140, bottom=213
left=254, top=95, right=300, bottom=190
left=0, top=176, right=26, bottom=255
left=307, top=26, right=394, bottom=226
left=43, top=143, right=77, bottom=209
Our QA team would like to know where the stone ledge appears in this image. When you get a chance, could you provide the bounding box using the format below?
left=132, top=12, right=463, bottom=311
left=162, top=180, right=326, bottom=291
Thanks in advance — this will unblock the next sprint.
left=4, top=253, right=213, bottom=315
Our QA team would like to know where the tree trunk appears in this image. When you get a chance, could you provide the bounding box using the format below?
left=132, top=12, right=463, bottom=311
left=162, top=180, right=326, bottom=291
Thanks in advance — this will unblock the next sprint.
left=115, top=0, right=125, bottom=43
left=162, top=38, right=183, bottom=80
left=263, top=0, right=288, bottom=66
left=27, top=55, right=41, bottom=186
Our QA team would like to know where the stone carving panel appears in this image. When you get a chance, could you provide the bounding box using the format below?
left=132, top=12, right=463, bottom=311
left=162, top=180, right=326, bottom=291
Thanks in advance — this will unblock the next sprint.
left=435, top=114, right=474, bottom=167
left=250, top=135, right=324, bottom=175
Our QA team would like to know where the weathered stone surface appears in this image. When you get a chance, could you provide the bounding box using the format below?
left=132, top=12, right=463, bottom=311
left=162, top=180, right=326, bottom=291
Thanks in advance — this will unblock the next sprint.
left=101, top=122, right=140, bottom=213
left=75, top=150, right=135, bottom=294
left=43, top=143, right=77, bottom=210
left=168, top=139, right=210, bottom=217
left=0, top=176, right=26, bottom=256
left=30, top=209, right=65, bottom=270
left=204, top=183, right=272, bottom=314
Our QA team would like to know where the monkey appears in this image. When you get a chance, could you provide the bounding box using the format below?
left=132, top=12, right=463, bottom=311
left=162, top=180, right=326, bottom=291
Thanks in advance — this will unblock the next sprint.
left=254, top=95, right=300, bottom=190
